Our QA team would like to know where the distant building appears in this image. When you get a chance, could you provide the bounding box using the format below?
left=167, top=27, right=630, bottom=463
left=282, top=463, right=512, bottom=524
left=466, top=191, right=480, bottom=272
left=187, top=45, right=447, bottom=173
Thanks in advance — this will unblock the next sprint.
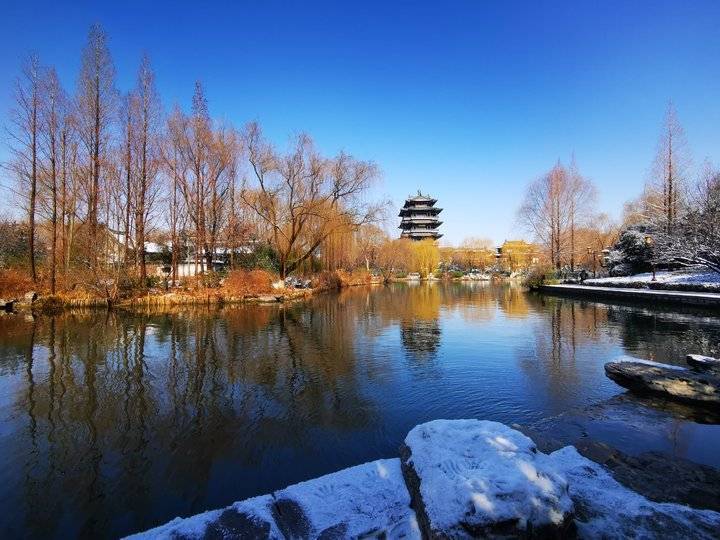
left=399, top=192, right=443, bottom=241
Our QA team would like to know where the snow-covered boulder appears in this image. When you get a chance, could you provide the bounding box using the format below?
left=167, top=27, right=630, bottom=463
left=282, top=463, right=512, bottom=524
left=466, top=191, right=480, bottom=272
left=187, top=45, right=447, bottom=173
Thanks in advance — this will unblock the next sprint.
left=272, top=458, right=420, bottom=539
left=551, top=446, right=720, bottom=539
left=399, top=419, right=574, bottom=538
left=128, top=459, right=418, bottom=540
left=126, top=494, right=282, bottom=539
left=605, top=361, right=720, bottom=407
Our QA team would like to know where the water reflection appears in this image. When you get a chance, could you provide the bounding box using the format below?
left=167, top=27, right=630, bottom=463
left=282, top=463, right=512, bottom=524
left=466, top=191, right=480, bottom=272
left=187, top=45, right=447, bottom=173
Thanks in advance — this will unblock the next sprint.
left=0, top=284, right=719, bottom=538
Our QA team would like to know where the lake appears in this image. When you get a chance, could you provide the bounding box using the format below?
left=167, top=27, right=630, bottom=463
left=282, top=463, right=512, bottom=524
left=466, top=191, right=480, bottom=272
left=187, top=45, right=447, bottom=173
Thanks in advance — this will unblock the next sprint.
left=1, top=282, right=719, bottom=538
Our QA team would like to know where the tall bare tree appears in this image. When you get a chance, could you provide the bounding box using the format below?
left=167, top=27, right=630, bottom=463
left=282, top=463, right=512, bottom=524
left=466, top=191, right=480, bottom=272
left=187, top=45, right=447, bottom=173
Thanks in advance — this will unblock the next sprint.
left=518, top=160, right=596, bottom=270
left=133, top=54, right=161, bottom=283
left=39, top=68, right=66, bottom=293
left=646, top=102, right=690, bottom=232
left=7, top=54, right=42, bottom=281
left=567, top=156, right=597, bottom=270
left=77, top=23, right=116, bottom=267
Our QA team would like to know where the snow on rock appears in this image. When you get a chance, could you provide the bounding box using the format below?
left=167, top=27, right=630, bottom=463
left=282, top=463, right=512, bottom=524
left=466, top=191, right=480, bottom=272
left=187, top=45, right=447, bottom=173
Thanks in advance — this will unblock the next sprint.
left=272, top=458, right=420, bottom=539
left=613, top=355, right=687, bottom=370
left=687, top=354, right=720, bottom=372
left=126, top=494, right=282, bottom=539
left=400, top=419, right=574, bottom=538
left=550, top=446, right=720, bottom=539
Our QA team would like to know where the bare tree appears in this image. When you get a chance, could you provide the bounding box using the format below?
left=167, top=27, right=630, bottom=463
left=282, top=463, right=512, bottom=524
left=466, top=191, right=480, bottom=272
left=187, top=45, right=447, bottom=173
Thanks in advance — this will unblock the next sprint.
left=242, top=122, right=383, bottom=278
left=355, top=224, right=386, bottom=271
left=133, top=54, right=161, bottom=283
left=645, top=102, right=690, bottom=232
left=518, top=160, right=596, bottom=270
left=39, top=67, right=66, bottom=293
left=76, top=23, right=116, bottom=267
left=7, top=54, right=42, bottom=281
left=655, top=162, right=720, bottom=273
left=567, top=156, right=597, bottom=270
left=165, top=84, right=238, bottom=279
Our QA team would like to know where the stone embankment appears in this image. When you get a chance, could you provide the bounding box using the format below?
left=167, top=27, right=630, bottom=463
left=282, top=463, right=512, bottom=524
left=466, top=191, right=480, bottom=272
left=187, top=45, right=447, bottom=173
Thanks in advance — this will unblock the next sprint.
left=537, top=283, right=720, bottom=308
left=128, top=419, right=720, bottom=540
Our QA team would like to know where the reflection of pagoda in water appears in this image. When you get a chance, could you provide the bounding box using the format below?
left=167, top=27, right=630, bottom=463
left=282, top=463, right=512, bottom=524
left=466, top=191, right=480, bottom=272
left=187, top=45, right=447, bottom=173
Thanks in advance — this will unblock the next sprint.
left=399, top=191, right=443, bottom=240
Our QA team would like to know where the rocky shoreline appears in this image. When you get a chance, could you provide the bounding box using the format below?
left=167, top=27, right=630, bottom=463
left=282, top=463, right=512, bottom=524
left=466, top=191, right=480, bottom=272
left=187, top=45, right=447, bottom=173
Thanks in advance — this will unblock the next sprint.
left=128, top=411, right=720, bottom=539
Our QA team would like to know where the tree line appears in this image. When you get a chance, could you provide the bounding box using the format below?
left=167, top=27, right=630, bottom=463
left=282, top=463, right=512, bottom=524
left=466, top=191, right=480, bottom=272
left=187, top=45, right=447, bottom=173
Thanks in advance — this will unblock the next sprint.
left=3, top=24, right=385, bottom=297
left=517, top=103, right=720, bottom=276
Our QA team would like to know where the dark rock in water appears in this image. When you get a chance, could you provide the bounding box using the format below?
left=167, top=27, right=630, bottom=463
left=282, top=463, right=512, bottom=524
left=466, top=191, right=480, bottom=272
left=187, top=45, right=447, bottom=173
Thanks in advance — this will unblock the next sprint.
left=605, top=361, right=720, bottom=407
left=601, top=450, right=720, bottom=513
left=400, top=419, right=575, bottom=539
left=550, top=446, right=720, bottom=539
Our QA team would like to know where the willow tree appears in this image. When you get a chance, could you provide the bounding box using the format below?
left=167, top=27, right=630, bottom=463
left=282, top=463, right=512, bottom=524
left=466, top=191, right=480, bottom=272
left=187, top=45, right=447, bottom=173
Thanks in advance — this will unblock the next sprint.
left=242, top=122, right=382, bottom=278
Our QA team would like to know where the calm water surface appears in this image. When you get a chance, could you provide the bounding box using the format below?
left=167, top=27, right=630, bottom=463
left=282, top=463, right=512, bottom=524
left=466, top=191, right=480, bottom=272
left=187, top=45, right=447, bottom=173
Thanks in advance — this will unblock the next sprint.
left=1, top=282, right=719, bottom=538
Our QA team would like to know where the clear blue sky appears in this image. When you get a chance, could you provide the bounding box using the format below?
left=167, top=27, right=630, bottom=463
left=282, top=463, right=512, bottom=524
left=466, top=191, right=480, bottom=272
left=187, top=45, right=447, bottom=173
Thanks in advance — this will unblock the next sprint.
left=1, top=1, right=719, bottom=245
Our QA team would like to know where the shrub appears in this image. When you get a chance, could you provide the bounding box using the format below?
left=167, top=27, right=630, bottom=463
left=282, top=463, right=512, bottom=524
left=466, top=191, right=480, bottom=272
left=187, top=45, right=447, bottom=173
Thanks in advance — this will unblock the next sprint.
left=311, top=271, right=343, bottom=290
left=523, top=266, right=557, bottom=288
left=200, top=271, right=224, bottom=289
left=223, top=269, right=276, bottom=295
left=0, top=269, right=34, bottom=297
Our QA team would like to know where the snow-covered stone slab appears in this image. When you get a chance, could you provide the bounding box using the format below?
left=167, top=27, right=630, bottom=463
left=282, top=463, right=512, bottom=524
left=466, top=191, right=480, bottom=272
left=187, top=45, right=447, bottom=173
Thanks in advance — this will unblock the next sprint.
left=126, top=494, right=283, bottom=539
left=550, top=446, right=720, bottom=539
left=613, top=355, right=686, bottom=370
left=272, top=458, right=420, bottom=539
left=687, top=354, right=720, bottom=372
left=400, top=419, right=574, bottom=538
left=605, top=361, right=720, bottom=407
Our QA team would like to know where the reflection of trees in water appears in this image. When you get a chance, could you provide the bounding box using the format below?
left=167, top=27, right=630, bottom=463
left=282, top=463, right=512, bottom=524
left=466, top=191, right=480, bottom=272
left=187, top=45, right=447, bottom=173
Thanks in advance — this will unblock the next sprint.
left=0, top=304, right=376, bottom=538
left=604, top=306, right=720, bottom=363
left=517, top=296, right=611, bottom=405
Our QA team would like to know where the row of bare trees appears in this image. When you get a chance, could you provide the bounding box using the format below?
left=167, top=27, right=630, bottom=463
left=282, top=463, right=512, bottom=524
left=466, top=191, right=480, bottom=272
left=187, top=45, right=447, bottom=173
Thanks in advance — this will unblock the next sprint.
left=4, top=24, right=384, bottom=293
left=517, top=158, right=598, bottom=270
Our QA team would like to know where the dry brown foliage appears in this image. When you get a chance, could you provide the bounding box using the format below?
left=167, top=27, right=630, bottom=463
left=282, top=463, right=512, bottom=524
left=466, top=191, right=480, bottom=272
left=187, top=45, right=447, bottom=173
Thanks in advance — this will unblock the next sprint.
left=0, top=269, right=35, bottom=298
left=222, top=270, right=276, bottom=295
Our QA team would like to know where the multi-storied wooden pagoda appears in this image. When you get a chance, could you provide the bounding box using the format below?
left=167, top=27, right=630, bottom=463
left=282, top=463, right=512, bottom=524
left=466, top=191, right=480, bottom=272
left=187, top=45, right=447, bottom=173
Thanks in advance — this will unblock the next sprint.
left=399, top=192, right=443, bottom=240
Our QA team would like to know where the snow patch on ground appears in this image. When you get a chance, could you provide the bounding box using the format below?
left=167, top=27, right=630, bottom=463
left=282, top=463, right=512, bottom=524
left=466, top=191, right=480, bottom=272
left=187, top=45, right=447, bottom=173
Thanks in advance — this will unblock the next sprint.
left=404, top=419, right=573, bottom=534
left=550, top=446, right=720, bottom=539
left=585, top=270, right=720, bottom=289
